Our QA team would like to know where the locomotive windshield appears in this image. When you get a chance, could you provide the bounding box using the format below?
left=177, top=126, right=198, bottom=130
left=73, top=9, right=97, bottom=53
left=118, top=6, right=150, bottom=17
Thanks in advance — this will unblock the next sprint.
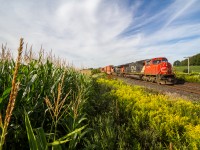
left=162, top=58, right=168, bottom=62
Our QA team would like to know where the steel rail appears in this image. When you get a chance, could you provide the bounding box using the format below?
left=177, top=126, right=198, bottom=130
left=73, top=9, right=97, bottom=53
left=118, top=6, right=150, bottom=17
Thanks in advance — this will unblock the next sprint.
left=113, top=75, right=200, bottom=96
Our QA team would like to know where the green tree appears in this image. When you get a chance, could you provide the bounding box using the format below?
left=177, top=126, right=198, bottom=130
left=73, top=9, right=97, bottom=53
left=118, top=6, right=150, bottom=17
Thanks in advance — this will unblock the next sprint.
left=180, top=53, right=200, bottom=66
left=91, top=68, right=101, bottom=75
left=173, top=60, right=181, bottom=66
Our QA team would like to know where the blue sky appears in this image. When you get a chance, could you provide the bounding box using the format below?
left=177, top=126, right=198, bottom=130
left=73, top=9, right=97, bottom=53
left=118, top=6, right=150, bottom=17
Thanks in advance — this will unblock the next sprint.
left=0, top=0, right=200, bottom=68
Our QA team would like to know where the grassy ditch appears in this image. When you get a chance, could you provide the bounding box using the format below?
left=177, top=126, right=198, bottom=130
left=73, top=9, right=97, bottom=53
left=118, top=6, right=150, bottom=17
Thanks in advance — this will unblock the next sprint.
left=175, top=72, right=200, bottom=83
left=173, top=66, right=200, bottom=83
left=85, top=77, right=200, bottom=149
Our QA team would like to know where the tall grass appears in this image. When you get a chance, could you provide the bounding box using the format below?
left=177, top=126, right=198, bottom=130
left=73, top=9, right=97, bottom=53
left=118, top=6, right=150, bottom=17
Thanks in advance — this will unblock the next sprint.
left=173, top=66, right=200, bottom=82
left=175, top=72, right=200, bottom=83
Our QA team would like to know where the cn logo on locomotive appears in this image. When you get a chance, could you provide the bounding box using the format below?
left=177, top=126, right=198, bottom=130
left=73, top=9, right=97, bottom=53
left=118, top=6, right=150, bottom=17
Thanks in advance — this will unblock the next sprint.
left=131, top=66, right=136, bottom=72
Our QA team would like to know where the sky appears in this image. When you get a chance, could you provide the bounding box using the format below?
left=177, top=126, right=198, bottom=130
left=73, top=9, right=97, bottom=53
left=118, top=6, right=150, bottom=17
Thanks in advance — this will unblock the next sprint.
left=0, top=0, right=200, bottom=68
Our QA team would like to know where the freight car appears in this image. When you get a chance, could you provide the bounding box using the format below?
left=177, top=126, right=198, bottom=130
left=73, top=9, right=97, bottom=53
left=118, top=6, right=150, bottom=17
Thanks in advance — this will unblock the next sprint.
left=100, top=65, right=114, bottom=75
left=101, top=57, right=176, bottom=84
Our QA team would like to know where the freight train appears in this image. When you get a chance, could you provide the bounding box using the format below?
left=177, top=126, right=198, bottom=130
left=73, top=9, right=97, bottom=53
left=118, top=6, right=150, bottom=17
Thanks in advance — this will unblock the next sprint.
left=101, top=57, right=176, bottom=84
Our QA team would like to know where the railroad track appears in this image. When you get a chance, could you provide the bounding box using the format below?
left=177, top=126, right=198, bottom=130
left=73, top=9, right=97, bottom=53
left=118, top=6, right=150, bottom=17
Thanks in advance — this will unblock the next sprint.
left=170, top=82, right=200, bottom=95
left=144, top=80, right=200, bottom=96
left=114, top=76, right=200, bottom=100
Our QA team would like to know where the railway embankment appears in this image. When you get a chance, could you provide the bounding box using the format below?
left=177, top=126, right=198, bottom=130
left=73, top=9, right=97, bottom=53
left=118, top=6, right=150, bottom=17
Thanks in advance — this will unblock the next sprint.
left=115, top=76, right=200, bottom=102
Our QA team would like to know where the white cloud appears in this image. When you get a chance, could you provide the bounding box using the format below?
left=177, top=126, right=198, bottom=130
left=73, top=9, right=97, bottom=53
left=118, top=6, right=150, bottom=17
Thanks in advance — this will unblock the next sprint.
left=0, top=0, right=200, bottom=68
left=164, top=0, right=198, bottom=27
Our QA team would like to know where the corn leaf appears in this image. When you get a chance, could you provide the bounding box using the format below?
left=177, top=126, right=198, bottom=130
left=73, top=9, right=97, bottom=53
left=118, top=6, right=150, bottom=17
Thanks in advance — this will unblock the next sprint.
left=0, top=87, right=11, bottom=110
left=48, top=125, right=87, bottom=146
left=25, top=111, right=38, bottom=150
left=35, top=127, right=48, bottom=150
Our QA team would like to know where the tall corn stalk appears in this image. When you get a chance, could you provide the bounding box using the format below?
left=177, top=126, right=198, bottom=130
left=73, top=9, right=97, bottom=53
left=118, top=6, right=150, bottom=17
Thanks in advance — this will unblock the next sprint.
left=0, top=38, right=23, bottom=150
left=45, top=73, right=72, bottom=142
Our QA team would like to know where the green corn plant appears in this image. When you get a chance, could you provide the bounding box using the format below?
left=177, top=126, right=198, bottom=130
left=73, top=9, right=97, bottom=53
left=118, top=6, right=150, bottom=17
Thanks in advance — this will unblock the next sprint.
left=0, top=39, right=93, bottom=149
left=0, top=38, right=23, bottom=150
left=44, top=82, right=71, bottom=141
left=25, top=110, right=88, bottom=150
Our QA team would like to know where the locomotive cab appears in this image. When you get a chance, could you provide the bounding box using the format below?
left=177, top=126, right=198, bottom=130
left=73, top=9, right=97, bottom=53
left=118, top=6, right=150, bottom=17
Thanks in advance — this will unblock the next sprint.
left=144, top=57, right=172, bottom=75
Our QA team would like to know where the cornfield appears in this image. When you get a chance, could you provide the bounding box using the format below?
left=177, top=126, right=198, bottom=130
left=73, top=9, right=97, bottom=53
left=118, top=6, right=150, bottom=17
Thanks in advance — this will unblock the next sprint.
left=0, top=39, right=92, bottom=149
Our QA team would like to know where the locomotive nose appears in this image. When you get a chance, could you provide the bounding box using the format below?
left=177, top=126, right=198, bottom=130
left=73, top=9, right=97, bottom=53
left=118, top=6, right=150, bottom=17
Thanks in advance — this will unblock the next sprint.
left=161, top=67, right=168, bottom=72
left=161, top=62, right=171, bottom=74
left=162, top=62, right=168, bottom=67
left=161, top=62, right=171, bottom=73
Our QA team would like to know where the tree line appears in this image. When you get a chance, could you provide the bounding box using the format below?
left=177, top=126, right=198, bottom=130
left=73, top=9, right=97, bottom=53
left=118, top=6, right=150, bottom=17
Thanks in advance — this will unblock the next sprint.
left=173, top=53, right=200, bottom=66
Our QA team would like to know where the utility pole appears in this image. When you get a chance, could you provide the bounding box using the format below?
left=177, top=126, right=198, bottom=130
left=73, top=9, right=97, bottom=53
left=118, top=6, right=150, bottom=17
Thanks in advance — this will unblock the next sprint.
left=184, top=57, right=190, bottom=74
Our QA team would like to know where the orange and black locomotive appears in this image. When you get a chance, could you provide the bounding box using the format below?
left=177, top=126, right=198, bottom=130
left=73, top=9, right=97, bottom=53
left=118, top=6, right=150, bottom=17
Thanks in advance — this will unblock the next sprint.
left=101, top=57, right=175, bottom=84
